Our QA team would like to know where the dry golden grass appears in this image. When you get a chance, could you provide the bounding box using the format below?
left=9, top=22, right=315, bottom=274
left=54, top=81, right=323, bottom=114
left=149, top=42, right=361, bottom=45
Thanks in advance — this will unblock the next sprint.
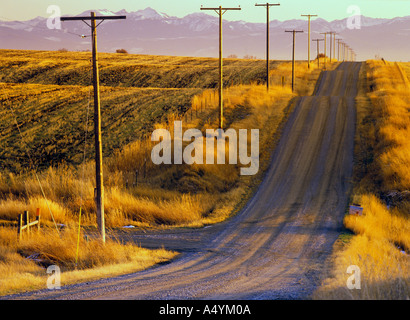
left=0, top=49, right=280, bottom=88
left=314, top=60, right=410, bottom=300
left=105, top=83, right=297, bottom=227
left=366, top=61, right=410, bottom=194
left=314, top=195, right=409, bottom=300
left=270, top=60, right=322, bottom=96
left=0, top=226, right=177, bottom=296
left=0, top=82, right=202, bottom=173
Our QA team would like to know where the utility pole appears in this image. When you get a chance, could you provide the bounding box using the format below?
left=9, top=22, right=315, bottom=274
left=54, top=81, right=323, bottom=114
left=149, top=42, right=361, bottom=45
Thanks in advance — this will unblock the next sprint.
left=320, top=32, right=328, bottom=69
left=285, top=30, right=304, bottom=92
left=256, top=3, right=280, bottom=90
left=329, top=31, right=336, bottom=62
left=329, top=33, right=332, bottom=61
left=201, top=5, right=241, bottom=129
left=312, top=38, right=323, bottom=68
left=61, top=12, right=126, bottom=243
left=336, top=39, right=343, bottom=61
left=301, top=14, right=317, bottom=69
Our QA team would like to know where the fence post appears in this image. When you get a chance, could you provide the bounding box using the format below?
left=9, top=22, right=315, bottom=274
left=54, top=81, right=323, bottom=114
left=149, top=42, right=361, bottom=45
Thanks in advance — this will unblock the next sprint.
left=143, top=158, right=147, bottom=179
left=24, top=211, right=30, bottom=234
left=18, top=213, right=23, bottom=240
left=36, top=208, right=41, bottom=232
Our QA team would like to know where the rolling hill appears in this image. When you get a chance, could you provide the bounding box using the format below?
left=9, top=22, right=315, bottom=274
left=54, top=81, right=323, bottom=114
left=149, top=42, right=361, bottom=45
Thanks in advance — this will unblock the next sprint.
left=0, top=49, right=282, bottom=172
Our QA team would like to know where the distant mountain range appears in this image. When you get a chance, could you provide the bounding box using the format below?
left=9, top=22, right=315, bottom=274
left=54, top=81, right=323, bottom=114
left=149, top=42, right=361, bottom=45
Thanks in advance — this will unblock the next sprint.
left=1, top=7, right=409, bottom=61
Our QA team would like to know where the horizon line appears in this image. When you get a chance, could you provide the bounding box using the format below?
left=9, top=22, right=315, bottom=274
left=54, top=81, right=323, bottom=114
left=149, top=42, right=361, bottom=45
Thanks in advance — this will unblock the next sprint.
left=2, top=7, right=410, bottom=23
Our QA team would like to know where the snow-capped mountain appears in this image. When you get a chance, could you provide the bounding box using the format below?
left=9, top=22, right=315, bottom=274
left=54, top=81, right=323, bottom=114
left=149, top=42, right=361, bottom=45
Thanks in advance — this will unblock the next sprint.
left=0, top=8, right=409, bottom=61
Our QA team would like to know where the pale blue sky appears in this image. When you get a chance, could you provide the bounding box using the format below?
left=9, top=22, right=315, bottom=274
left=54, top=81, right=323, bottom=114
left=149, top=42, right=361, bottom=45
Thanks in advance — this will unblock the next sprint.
left=1, top=0, right=410, bottom=22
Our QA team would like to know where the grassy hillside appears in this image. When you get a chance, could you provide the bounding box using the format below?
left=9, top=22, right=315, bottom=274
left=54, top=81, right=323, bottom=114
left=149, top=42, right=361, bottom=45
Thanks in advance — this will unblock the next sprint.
left=0, top=49, right=327, bottom=295
left=0, top=50, right=282, bottom=88
left=0, top=82, right=200, bottom=172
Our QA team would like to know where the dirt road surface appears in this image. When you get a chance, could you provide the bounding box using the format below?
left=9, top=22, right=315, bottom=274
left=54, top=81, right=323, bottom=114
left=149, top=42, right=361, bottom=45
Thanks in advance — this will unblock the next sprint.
left=5, top=62, right=362, bottom=300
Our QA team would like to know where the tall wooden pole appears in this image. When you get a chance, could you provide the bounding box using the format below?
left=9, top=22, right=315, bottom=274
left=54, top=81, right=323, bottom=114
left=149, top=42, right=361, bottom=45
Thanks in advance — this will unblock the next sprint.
left=256, top=3, right=280, bottom=91
left=320, top=32, right=328, bottom=69
left=266, top=5, right=269, bottom=88
left=329, top=32, right=333, bottom=62
left=200, top=5, right=241, bottom=129
left=218, top=6, right=223, bottom=129
left=285, top=30, right=303, bottom=92
left=61, top=12, right=126, bottom=243
left=336, top=39, right=342, bottom=61
left=292, top=31, right=295, bottom=91
left=301, top=14, right=317, bottom=69
left=91, top=12, right=105, bottom=243
left=312, top=38, right=323, bottom=68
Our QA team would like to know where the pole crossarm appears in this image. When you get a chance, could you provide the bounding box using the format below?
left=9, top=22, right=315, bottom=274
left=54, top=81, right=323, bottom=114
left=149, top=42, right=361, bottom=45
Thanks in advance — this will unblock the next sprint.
left=255, top=3, right=280, bottom=7
left=200, top=7, right=241, bottom=10
left=285, top=30, right=304, bottom=34
left=60, top=16, right=126, bottom=21
left=61, top=15, right=126, bottom=29
left=200, top=7, right=241, bottom=15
